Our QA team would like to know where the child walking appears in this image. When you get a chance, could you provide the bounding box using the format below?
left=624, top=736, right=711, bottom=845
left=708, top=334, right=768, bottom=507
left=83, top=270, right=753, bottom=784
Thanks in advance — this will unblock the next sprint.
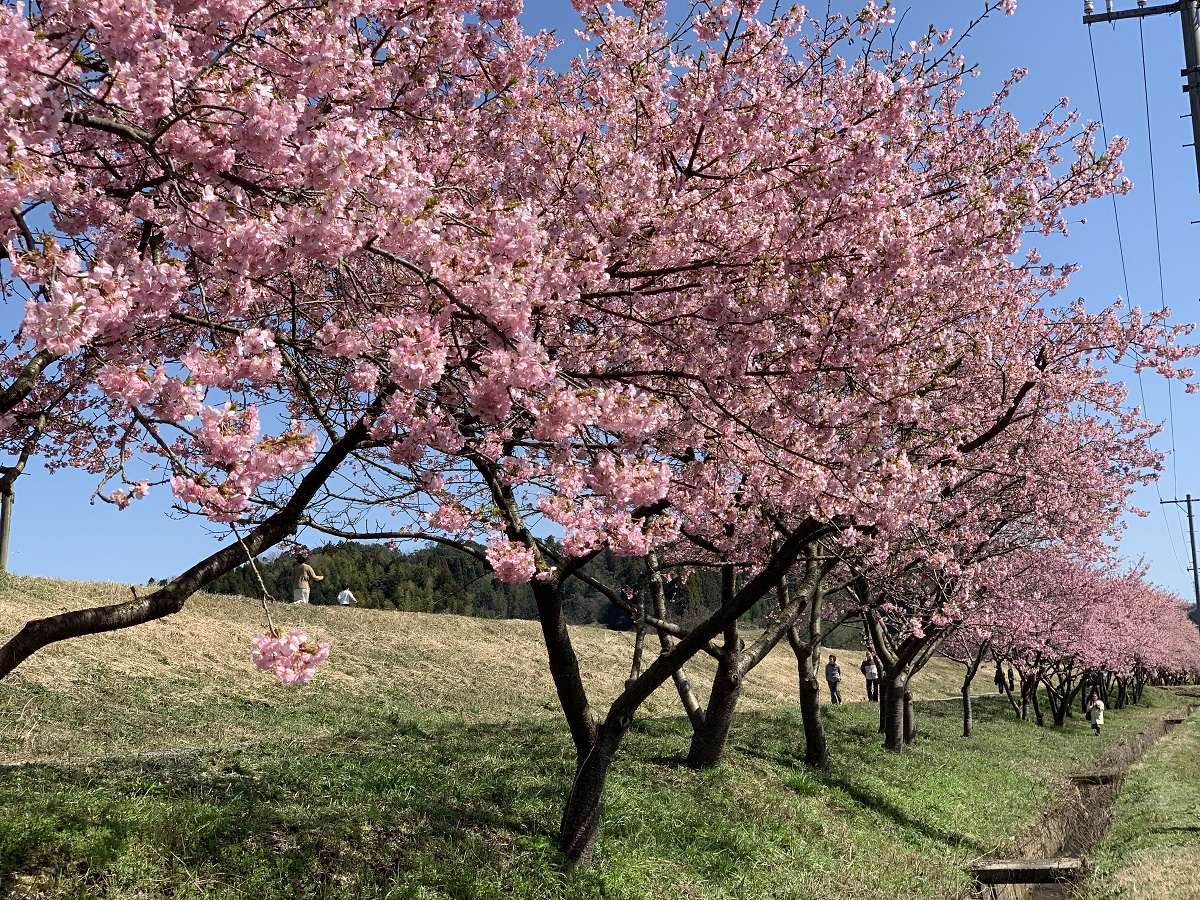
left=1085, top=690, right=1105, bottom=736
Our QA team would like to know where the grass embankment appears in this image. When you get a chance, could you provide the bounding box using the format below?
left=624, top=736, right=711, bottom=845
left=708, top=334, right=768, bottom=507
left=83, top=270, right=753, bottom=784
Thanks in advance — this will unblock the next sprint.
left=0, top=576, right=1173, bottom=899
left=1081, top=689, right=1200, bottom=900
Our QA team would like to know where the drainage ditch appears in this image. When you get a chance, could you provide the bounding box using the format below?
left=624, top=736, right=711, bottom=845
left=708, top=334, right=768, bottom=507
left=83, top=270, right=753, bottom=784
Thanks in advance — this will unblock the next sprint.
left=964, top=701, right=1197, bottom=900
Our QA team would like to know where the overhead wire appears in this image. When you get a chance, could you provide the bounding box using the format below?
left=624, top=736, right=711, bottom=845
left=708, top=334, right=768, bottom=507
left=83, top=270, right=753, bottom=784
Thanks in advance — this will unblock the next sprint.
left=1088, top=22, right=1190, bottom=577
left=1139, top=18, right=1183, bottom=501
left=1138, top=19, right=1195, bottom=569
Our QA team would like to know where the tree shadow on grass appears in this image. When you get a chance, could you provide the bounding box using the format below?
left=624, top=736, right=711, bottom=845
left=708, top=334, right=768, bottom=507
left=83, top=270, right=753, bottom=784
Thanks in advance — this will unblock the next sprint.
left=810, top=777, right=985, bottom=854
left=727, top=702, right=998, bottom=855
left=1149, top=826, right=1200, bottom=834
left=0, top=716, right=600, bottom=899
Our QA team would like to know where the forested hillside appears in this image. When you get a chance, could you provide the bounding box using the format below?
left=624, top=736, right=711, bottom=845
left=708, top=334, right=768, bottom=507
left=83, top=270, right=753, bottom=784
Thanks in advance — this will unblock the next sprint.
left=204, top=541, right=754, bottom=628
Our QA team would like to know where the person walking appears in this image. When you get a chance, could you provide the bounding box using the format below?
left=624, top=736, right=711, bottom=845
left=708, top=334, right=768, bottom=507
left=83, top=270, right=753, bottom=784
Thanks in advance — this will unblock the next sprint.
left=860, top=653, right=880, bottom=702
left=994, top=664, right=1006, bottom=695
left=336, top=587, right=357, bottom=607
left=292, top=550, right=323, bottom=604
left=1085, top=691, right=1105, bottom=736
left=825, top=655, right=844, bottom=704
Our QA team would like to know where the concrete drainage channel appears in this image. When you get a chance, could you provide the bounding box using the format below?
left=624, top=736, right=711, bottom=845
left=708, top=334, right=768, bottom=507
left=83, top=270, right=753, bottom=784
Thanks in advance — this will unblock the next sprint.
left=964, top=702, right=1197, bottom=900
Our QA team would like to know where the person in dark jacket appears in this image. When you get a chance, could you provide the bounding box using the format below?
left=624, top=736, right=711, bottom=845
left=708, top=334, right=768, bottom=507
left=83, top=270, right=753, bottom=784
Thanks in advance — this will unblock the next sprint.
left=825, top=655, right=844, bottom=704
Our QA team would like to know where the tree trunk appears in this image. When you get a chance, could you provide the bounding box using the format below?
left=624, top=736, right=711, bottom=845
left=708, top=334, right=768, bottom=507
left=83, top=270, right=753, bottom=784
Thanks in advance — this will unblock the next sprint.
left=0, top=484, right=12, bottom=576
left=902, top=689, right=916, bottom=745
left=798, top=668, right=828, bottom=768
left=555, top=520, right=827, bottom=866
left=960, top=641, right=988, bottom=738
left=559, top=721, right=625, bottom=863
left=783, top=567, right=828, bottom=769
left=883, top=679, right=906, bottom=751
left=1045, top=683, right=1067, bottom=727
left=787, top=623, right=827, bottom=769
left=647, top=553, right=706, bottom=730
left=531, top=580, right=598, bottom=755
left=686, top=571, right=740, bottom=770
left=686, top=650, right=742, bottom=769
left=1000, top=668, right=1021, bottom=718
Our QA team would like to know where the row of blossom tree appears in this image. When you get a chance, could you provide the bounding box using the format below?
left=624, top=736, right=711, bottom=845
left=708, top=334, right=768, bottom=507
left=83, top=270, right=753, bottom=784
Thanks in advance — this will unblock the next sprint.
left=2, top=0, right=1199, bottom=862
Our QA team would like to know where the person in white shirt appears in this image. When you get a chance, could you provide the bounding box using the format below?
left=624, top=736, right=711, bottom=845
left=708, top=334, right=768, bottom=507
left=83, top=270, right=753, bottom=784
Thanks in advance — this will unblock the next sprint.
left=336, top=588, right=357, bottom=607
left=1085, top=691, right=1105, bottom=736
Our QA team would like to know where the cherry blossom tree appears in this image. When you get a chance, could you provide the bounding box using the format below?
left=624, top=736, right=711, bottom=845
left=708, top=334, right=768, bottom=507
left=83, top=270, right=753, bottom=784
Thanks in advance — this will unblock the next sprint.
left=1, top=0, right=1196, bottom=864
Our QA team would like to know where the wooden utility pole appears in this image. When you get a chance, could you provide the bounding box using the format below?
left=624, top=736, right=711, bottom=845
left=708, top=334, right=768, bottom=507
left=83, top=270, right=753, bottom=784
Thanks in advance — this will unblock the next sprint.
left=1084, top=0, right=1200, bottom=191
left=0, top=419, right=47, bottom=576
left=0, top=478, right=12, bottom=575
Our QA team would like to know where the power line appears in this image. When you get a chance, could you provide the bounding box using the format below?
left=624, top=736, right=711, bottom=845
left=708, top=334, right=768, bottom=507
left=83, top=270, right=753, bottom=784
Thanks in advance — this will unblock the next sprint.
left=1089, top=22, right=1189, bottom=579
left=1137, top=370, right=1189, bottom=574
left=1087, top=25, right=1133, bottom=303
left=1138, top=17, right=1183, bottom=501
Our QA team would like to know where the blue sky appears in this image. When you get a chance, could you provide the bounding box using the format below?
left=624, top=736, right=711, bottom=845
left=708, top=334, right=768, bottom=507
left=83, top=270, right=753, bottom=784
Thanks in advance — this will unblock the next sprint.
left=6, top=1, right=1200, bottom=601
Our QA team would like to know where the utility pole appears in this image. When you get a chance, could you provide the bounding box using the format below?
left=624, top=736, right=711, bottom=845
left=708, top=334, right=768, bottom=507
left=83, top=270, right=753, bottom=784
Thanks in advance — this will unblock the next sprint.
left=0, top=480, right=12, bottom=576
left=1084, top=0, right=1200, bottom=192
left=1162, top=495, right=1200, bottom=608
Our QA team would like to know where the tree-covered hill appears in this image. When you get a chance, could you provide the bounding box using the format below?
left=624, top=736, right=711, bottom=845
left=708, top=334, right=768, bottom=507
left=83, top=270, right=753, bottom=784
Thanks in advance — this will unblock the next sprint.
left=204, top=540, right=740, bottom=628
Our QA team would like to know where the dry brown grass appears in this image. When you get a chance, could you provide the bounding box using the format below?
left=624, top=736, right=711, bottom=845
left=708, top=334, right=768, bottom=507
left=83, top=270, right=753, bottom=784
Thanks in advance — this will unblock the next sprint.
left=1109, top=847, right=1200, bottom=900
left=0, top=574, right=969, bottom=727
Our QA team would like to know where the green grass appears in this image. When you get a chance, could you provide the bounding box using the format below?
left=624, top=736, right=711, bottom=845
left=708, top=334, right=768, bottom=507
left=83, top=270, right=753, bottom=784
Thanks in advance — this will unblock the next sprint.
left=1081, top=693, right=1200, bottom=900
left=0, top=578, right=1180, bottom=899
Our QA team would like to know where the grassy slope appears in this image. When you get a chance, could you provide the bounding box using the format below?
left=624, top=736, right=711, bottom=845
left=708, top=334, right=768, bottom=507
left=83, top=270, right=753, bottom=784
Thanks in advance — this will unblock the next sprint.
left=0, top=577, right=1175, bottom=900
left=1082, top=692, right=1200, bottom=900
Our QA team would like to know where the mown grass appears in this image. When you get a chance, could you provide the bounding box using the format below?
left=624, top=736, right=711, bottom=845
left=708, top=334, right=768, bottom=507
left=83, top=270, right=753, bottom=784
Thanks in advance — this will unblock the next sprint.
left=0, top=577, right=1178, bottom=899
left=1080, top=689, right=1200, bottom=900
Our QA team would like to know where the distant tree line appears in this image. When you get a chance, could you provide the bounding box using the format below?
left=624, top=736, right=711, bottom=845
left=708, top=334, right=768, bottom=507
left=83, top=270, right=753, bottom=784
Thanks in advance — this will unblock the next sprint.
left=201, top=540, right=785, bottom=629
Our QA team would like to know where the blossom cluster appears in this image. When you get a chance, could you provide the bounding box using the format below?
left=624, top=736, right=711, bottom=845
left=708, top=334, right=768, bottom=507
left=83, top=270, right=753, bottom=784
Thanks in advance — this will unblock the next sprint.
left=250, top=628, right=332, bottom=685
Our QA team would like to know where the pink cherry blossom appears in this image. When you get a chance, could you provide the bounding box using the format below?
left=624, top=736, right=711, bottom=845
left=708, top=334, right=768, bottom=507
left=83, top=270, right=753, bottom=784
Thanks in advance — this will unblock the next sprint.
left=485, top=537, right=537, bottom=583
left=251, top=628, right=332, bottom=685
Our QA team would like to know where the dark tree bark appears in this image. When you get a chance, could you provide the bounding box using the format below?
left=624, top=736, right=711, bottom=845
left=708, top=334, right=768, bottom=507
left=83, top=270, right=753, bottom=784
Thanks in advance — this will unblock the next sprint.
left=475, top=453, right=599, bottom=756
left=882, top=677, right=907, bottom=751
left=556, top=520, right=828, bottom=861
left=685, top=639, right=742, bottom=768
left=999, top=664, right=1022, bottom=718
left=559, top=720, right=625, bottom=864
left=0, top=350, right=57, bottom=417
left=687, top=567, right=741, bottom=769
left=961, top=682, right=973, bottom=738
left=783, top=565, right=830, bottom=769
left=530, top=579, right=599, bottom=755
left=902, top=689, right=916, bottom=745
left=625, top=590, right=647, bottom=688
left=961, top=641, right=990, bottom=738
left=646, top=552, right=705, bottom=730
left=687, top=557, right=830, bottom=770
left=1042, top=664, right=1083, bottom=727
left=797, top=650, right=827, bottom=767
left=864, top=607, right=946, bottom=751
